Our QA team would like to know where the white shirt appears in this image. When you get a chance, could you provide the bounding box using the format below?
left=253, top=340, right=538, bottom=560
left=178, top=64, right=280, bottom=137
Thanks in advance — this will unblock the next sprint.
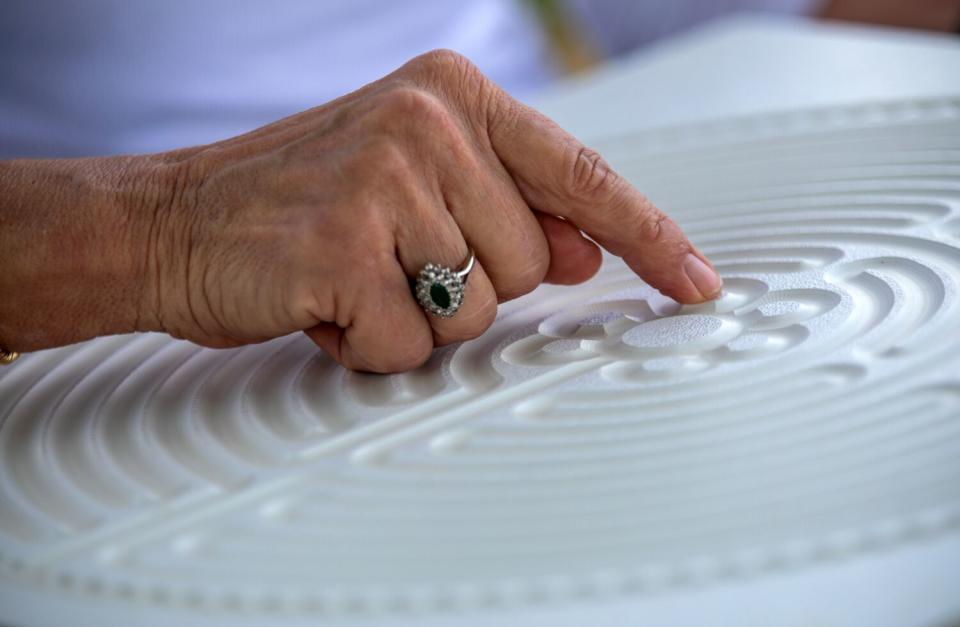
left=0, top=0, right=817, bottom=159
left=0, top=0, right=554, bottom=158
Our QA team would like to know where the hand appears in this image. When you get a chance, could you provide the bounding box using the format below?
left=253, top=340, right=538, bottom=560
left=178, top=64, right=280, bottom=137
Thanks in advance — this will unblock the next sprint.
left=0, top=50, right=722, bottom=372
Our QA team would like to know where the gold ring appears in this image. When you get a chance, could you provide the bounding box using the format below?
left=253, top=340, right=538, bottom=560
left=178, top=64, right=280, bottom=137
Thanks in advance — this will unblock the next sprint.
left=0, top=347, right=20, bottom=365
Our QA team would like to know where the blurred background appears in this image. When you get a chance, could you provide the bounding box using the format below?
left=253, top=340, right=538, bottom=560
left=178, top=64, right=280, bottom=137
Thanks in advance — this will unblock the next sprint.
left=530, top=0, right=960, bottom=72
left=1, top=0, right=958, bottom=159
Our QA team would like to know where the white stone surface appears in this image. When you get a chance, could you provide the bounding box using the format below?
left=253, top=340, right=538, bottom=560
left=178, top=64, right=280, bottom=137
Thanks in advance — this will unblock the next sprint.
left=2, top=17, right=960, bottom=627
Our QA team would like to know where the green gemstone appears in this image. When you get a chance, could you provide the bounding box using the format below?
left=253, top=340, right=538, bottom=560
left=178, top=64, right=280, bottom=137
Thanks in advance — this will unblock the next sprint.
left=430, top=282, right=451, bottom=309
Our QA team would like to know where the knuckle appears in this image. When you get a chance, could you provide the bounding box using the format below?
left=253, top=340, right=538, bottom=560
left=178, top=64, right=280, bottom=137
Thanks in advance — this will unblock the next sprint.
left=567, top=145, right=619, bottom=202
left=378, top=85, right=446, bottom=119
left=410, top=48, right=479, bottom=81
left=632, top=197, right=680, bottom=248
left=374, top=85, right=460, bottom=141
left=378, top=83, right=433, bottom=117
left=638, top=213, right=668, bottom=245
left=400, top=49, right=492, bottom=130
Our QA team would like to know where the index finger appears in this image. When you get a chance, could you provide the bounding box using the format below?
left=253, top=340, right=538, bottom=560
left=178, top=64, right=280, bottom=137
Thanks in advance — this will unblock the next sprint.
left=487, top=97, right=722, bottom=304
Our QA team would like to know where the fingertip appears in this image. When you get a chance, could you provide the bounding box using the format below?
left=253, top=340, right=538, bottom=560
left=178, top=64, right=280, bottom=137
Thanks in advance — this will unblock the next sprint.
left=621, top=245, right=723, bottom=305
left=683, top=252, right=723, bottom=301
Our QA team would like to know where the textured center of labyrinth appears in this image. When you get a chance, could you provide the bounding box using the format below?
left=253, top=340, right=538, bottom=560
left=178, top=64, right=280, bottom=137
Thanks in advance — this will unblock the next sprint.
left=2, top=100, right=960, bottom=619
left=621, top=315, right=722, bottom=348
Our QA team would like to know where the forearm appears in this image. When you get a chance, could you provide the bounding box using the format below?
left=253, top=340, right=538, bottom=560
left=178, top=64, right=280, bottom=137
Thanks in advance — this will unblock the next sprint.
left=0, top=156, right=166, bottom=352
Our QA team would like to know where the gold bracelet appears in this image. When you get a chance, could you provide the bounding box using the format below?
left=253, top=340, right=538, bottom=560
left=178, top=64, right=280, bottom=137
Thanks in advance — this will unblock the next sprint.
left=0, top=347, right=20, bottom=365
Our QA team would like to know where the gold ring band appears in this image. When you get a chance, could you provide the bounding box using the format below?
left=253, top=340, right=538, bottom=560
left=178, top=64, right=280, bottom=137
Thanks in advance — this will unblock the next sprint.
left=0, top=347, right=20, bottom=365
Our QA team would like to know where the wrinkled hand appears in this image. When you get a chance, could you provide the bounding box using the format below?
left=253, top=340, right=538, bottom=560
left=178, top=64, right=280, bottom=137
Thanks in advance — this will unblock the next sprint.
left=142, top=50, right=722, bottom=372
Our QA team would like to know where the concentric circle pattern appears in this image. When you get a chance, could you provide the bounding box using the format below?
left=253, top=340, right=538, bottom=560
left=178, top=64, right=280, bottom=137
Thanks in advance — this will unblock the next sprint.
left=2, top=98, right=960, bottom=624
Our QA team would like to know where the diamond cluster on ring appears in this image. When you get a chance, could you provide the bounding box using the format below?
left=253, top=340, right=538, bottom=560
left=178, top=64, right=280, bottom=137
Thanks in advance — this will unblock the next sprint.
left=415, top=263, right=465, bottom=318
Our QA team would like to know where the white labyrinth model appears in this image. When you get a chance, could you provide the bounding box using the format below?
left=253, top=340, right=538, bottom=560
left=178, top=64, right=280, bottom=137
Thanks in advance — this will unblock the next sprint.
left=1, top=98, right=960, bottom=625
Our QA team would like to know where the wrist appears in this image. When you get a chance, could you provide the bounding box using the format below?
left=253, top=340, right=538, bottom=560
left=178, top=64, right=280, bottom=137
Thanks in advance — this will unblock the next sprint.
left=0, top=155, right=175, bottom=350
left=115, top=154, right=190, bottom=337
left=126, top=150, right=210, bottom=341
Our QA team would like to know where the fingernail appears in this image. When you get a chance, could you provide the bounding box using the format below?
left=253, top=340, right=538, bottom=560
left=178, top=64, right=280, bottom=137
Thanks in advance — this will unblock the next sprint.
left=683, top=253, right=723, bottom=299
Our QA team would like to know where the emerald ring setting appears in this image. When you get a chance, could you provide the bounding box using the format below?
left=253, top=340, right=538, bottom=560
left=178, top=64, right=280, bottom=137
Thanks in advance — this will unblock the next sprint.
left=414, top=249, right=475, bottom=318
